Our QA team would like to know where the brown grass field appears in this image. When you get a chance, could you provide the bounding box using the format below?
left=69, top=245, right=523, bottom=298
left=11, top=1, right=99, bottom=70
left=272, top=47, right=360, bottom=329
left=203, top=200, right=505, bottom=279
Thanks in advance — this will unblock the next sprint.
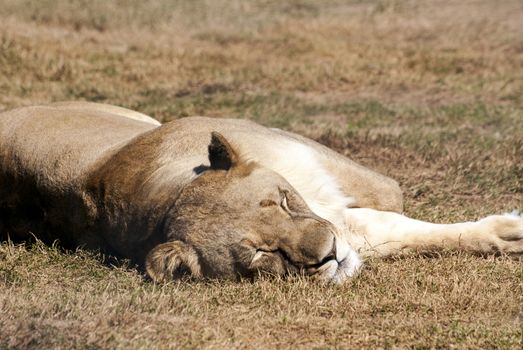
left=0, top=0, right=522, bottom=348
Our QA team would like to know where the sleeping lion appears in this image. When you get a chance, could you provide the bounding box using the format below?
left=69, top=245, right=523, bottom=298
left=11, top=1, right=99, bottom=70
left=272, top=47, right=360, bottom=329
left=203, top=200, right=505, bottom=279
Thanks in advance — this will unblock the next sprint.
left=0, top=102, right=521, bottom=283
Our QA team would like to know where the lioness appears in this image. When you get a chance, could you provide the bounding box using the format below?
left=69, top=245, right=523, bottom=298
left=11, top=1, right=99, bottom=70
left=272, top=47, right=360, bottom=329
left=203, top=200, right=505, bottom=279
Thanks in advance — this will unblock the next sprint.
left=0, top=102, right=521, bottom=283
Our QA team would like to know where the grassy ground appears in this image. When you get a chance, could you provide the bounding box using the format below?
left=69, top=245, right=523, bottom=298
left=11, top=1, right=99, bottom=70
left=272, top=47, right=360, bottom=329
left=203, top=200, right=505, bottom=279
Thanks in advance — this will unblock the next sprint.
left=0, top=0, right=522, bottom=348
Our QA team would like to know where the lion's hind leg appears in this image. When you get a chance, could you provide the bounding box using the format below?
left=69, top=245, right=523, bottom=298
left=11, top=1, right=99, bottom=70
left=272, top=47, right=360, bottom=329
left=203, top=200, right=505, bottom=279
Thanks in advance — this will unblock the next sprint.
left=344, top=208, right=523, bottom=257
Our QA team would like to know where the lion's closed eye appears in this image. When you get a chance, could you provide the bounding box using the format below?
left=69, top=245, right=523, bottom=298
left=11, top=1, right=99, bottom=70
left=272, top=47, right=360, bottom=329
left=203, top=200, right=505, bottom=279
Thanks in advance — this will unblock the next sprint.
left=259, top=197, right=292, bottom=216
left=280, top=193, right=291, bottom=213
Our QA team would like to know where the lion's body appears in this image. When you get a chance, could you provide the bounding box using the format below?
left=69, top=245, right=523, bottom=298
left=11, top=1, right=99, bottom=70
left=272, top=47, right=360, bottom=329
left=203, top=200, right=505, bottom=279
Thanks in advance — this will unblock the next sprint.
left=0, top=105, right=154, bottom=249
left=1, top=103, right=521, bottom=283
left=0, top=103, right=398, bottom=248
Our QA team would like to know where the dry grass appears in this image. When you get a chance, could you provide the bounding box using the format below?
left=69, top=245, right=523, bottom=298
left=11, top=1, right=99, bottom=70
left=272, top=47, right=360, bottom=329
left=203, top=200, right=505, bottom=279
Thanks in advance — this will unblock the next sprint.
left=0, top=0, right=522, bottom=348
left=1, top=243, right=522, bottom=349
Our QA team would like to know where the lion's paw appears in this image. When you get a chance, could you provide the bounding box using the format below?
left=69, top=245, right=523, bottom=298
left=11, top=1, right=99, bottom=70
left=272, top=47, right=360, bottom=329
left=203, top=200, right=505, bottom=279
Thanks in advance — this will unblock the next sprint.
left=476, top=212, right=523, bottom=254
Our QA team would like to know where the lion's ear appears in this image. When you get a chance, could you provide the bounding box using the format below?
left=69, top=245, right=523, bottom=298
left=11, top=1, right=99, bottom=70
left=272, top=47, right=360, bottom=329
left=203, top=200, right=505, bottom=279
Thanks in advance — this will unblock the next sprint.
left=145, top=241, right=202, bottom=282
left=208, top=131, right=239, bottom=170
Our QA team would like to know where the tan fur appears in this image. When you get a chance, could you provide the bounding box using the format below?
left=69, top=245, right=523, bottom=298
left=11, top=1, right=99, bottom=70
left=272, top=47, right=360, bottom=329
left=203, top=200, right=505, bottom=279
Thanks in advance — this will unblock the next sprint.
left=49, top=101, right=161, bottom=126
left=1, top=103, right=521, bottom=284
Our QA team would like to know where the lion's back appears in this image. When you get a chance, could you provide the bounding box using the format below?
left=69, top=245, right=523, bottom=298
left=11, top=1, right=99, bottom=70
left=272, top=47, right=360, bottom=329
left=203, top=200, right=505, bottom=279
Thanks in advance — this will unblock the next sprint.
left=0, top=105, right=157, bottom=244
left=0, top=105, right=156, bottom=188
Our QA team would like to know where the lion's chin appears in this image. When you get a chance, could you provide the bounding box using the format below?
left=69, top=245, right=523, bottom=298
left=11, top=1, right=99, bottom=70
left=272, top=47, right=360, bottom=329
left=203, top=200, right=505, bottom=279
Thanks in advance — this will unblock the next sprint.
left=314, top=249, right=362, bottom=284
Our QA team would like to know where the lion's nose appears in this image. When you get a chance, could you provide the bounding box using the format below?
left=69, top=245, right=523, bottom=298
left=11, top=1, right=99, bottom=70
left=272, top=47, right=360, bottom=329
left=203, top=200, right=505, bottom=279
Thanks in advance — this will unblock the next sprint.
left=317, top=235, right=341, bottom=263
left=334, top=237, right=351, bottom=263
left=314, top=238, right=337, bottom=266
left=325, top=239, right=337, bottom=262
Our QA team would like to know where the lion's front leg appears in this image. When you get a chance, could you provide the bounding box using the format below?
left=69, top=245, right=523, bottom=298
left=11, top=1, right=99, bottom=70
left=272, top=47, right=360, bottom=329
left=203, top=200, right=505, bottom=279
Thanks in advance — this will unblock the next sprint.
left=344, top=208, right=523, bottom=257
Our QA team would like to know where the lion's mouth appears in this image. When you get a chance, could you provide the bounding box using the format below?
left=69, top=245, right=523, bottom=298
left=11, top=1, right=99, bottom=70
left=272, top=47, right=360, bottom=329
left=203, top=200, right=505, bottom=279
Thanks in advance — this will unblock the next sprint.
left=308, top=242, right=363, bottom=284
left=305, top=254, right=337, bottom=269
left=267, top=239, right=361, bottom=283
left=275, top=247, right=336, bottom=272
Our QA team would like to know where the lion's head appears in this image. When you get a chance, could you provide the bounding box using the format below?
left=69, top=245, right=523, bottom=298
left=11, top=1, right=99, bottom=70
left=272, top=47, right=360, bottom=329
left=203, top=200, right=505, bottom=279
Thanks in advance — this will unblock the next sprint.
left=145, top=132, right=360, bottom=283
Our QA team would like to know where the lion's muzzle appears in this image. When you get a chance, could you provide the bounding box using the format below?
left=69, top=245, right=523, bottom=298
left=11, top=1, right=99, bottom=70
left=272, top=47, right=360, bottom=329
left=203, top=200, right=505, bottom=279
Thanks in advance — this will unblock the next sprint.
left=309, top=238, right=362, bottom=283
